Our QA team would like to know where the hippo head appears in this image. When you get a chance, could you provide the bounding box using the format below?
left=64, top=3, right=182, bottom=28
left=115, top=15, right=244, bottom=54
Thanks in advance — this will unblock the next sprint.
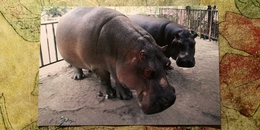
left=170, top=30, right=197, bottom=68
left=117, top=37, right=176, bottom=114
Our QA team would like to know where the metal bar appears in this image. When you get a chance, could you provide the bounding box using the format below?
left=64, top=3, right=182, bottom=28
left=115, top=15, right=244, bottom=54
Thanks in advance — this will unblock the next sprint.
left=39, top=59, right=64, bottom=68
left=213, top=10, right=219, bottom=40
left=41, top=21, right=58, bottom=25
left=203, top=11, right=207, bottom=37
left=45, top=24, right=52, bottom=64
left=208, top=9, right=213, bottom=41
left=178, top=10, right=183, bottom=25
left=40, top=45, right=44, bottom=67
left=196, top=10, right=199, bottom=32
left=199, top=10, right=203, bottom=38
left=52, top=23, right=59, bottom=61
left=193, top=10, right=195, bottom=32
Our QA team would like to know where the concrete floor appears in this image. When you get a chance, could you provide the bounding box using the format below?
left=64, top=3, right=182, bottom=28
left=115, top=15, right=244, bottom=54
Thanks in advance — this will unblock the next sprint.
left=38, top=38, right=220, bottom=126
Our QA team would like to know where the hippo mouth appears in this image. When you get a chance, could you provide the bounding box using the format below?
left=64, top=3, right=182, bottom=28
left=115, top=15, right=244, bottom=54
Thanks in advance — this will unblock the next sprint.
left=137, top=90, right=145, bottom=104
left=176, top=57, right=195, bottom=68
left=137, top=88, right=176, bottom=114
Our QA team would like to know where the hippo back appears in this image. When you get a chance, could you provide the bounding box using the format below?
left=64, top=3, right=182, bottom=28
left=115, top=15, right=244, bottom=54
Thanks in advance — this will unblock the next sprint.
left=57, top=7, right=152, bottom=69
left=129, top=15, right=173, bottom=47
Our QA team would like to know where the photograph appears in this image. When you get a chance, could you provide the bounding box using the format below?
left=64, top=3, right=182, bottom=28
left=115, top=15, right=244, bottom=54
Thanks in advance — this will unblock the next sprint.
left=38, top=6, right=220, bottom=126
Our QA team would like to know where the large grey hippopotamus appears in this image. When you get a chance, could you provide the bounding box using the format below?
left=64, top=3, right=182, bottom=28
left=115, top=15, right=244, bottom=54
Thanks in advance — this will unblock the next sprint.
left=129, top=15, right=198, bottom=68
left=56, top=7, right=176, bottom=114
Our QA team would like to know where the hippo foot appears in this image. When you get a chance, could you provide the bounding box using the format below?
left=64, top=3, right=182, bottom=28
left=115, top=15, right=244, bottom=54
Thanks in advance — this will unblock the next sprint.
left=72, top=67, right=85, bottom=80
left=115, top=83, right=133, bottom=100
left=72, top=73, right=85, bottom=80
left=105, top=88, right=117, bottom=99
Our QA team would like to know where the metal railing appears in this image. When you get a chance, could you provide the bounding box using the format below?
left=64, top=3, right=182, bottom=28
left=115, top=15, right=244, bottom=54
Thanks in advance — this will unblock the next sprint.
left=157, top=6, right=218, bottom=41
left=40, top=21, right=63, bottom=68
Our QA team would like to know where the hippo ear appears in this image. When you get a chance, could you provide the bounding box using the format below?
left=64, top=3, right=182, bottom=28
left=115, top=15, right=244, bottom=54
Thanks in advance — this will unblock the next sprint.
left=174, top=33, right=180, bottom=39
left=192, top=33, right=198, bottom=38
left=160, top=45, right=168, bottom=52
left=139, top=50, right=146, bottom=60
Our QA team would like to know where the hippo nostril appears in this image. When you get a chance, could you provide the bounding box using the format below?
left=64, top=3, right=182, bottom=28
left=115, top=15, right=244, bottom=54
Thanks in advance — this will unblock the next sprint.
left=158, top=97, right=170, bottom=108
left=183, top=59, right=189, bottom=63
left=187, top=60, right=192, bottom=64
left=186, top=60, right=195, bottom=67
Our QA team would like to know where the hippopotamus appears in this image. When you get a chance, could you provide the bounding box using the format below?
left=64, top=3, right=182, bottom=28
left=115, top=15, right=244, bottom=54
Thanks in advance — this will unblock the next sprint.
left=56, top=7, right=176, bottom=114
left=129, top=15, right=198, bottom=68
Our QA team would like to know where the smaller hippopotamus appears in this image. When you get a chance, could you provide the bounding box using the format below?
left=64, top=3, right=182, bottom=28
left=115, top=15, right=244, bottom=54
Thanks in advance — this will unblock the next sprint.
left=129, top=15, right=198, bottom=68
left=56, top=7, right=176, bottom=114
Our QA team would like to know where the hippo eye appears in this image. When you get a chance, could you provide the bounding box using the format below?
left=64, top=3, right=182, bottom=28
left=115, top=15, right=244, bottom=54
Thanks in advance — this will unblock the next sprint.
left=143, top=68, right=153, bottom=78
left=176, top=42, right=184, bottom=48
left=176, top=41, right=181, bottom=45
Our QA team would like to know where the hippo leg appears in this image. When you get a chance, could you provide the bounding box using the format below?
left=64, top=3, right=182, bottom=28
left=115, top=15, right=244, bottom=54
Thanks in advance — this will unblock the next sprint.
left=72, top=67, right=85, bottom=80
left=115, top=81, right=133, bottom=100
left=94, top=69, right=117, bottom=99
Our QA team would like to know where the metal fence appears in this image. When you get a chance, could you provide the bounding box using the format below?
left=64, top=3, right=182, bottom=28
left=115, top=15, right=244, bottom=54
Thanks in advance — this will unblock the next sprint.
left=39, top=6, right=218, bottom=68
left=157, top=6, right=218, bottom=41
left=40, top=21, right=63, bottom=68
